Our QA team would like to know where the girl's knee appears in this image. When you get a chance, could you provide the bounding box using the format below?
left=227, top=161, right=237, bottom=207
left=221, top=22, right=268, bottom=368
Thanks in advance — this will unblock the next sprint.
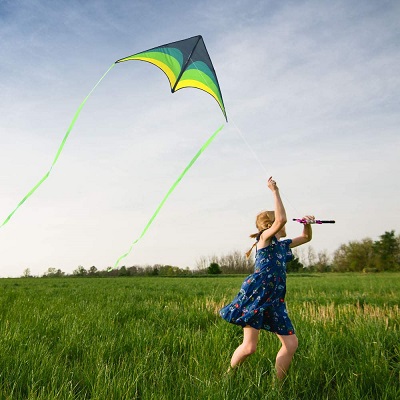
left=278, top=334, right=298, bottom=355
left=242, top=326, right=260, bottom=356
left=243, top=342, right=257, bottom=356
left=287, top=336, right=298, bottom=354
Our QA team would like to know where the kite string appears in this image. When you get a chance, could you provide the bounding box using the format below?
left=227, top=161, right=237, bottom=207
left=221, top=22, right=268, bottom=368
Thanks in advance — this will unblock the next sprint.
left=0, top=63, right=116, bottom=229
left=188, top=56, right=300, bottom=215
left=229, top=119, right=301, bottom=216
left=229, top=119, right=269, bottom=176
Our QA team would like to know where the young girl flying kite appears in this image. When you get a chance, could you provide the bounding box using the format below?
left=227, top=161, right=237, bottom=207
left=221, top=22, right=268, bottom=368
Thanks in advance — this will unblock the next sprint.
left=219, top=177, right=314, bottom=380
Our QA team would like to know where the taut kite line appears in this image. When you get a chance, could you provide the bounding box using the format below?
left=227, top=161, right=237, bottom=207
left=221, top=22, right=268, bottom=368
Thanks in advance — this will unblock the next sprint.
left=1, top=35, right=226, bottom=268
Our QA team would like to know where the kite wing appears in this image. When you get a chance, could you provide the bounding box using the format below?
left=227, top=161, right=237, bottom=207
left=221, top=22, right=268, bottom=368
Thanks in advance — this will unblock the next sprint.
left=115, top=35, right=227, bottom=121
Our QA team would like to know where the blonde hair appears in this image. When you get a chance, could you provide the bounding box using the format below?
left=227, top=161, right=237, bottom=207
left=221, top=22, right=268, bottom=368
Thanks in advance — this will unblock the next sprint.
left=245, top=210, right=275, bottom=258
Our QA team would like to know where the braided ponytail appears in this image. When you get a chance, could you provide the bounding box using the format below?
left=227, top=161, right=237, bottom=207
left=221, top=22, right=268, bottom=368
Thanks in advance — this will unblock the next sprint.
left=245, top=241, right=257, bottom=259
left=245, top=210, right=275, bottom=258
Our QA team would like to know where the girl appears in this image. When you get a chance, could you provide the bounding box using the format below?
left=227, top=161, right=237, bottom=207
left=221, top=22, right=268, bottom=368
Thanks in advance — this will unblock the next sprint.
left=219, top=177, right=314, bottom=380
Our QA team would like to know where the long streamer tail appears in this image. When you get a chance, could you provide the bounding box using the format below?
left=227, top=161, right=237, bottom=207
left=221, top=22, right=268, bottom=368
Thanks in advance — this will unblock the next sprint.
left=111, top=124, right=224, bottom=270
left=0, top=63, right=115, bottom=229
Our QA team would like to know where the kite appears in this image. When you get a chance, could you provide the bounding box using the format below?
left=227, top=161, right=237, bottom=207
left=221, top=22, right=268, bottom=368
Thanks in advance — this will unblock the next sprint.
left=1, top=35, right=226, bottom=268
left=116, top=35, right=227, bottom=121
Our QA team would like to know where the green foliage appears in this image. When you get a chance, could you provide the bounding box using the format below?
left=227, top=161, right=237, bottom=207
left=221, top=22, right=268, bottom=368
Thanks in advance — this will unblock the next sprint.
left=286, top=256, right=303, bottom=273
left=374, top=230, right=400, bottom=271
left=333, top=231, right=400, bottom=272
left=0, top=274, right=398, bottom=399
left=43, top=267, right=65, bottom=278
left=158, top=265, right=186, bottom=276
left=88, top=266, right=98, bottom=276
left=73, top=265, right=87, bottom=277
left=208, top=262, right=222, bottom=274
left=118, top=266, right=129, bottom=277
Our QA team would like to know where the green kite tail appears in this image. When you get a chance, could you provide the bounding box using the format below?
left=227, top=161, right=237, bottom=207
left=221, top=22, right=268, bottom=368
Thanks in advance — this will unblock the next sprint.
left=110, top=123, right=224, bottom=271
left=0, top=64, right=115, bottom=229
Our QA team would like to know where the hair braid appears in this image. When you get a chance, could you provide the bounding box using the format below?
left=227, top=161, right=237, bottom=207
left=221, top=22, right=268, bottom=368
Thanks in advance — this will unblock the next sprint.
left=245, top=210, right=275, bottom=258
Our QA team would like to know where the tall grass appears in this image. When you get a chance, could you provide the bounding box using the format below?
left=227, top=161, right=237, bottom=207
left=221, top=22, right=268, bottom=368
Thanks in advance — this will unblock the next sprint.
left=0, top=274, right=398, bottom=399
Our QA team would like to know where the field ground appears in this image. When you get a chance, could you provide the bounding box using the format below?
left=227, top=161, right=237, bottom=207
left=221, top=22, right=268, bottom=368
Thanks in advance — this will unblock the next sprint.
left=0, top=273, right=399, bottom=399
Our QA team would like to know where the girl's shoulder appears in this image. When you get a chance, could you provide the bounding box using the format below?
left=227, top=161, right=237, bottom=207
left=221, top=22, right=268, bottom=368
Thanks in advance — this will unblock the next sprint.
left=279, top=238, right=293, bottom=246
left=256, top=236, right=278, bottom=252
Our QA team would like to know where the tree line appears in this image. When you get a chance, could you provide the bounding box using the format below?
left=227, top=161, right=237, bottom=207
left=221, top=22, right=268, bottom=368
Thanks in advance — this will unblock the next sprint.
left=196, top=230, right=400, bottom=274
left=296, top=230, right=399, bottom=272
left=22, top=230, right=399, bottom=278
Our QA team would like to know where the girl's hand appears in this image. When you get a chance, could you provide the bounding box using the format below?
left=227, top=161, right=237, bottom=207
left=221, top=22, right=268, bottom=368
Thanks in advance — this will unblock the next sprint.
left=267, top=176, right=278, bottom=191
left=301, top=215, right=315, bottom=224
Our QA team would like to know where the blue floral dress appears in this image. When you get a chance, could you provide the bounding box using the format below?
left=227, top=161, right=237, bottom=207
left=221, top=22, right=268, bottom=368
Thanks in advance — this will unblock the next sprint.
left=219, top=236, right=295, bottom=335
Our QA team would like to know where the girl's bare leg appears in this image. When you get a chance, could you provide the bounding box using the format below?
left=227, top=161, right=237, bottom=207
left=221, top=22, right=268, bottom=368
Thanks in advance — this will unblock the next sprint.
left=230, top=326, right=260, bottom=368
left=275, top=334, right=298, bottom=380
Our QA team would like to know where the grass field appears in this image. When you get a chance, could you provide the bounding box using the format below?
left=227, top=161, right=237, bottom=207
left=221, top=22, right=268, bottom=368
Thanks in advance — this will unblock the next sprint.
left=0, top=273, right=399, bottom=399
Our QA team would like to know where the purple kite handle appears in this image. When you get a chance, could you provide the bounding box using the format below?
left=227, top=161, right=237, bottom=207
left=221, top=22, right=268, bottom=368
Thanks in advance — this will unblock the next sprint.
left=293, top=219, right=335, bottom=224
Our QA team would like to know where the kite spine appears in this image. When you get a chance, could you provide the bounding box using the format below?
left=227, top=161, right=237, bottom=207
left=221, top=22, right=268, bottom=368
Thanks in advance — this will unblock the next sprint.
left=171, top=35, right=202, bottom=92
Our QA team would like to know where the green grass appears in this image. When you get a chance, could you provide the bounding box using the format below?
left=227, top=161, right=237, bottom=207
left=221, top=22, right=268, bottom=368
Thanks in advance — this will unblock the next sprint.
left=0, top=273, right=399, bottom=399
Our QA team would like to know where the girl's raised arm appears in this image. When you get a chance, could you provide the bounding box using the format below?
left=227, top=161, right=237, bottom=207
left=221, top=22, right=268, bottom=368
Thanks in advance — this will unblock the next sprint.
left=259, top=177, right=287, bottom=244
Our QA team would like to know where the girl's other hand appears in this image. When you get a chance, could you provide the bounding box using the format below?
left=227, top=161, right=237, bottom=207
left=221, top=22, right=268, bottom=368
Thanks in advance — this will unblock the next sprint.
left=267, top=176, right=278, bottom=191
left=302, top=215, right=315, bottom=224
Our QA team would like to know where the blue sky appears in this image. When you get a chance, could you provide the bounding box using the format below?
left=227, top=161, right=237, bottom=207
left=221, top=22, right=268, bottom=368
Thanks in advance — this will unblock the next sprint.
left=0, top=0, right=399, bottom=277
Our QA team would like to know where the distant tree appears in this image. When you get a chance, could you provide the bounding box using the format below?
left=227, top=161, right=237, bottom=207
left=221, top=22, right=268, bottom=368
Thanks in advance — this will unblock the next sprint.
left=208, top=262, right=222, bottom=275
left=144, top=265, right=157, bottom=276
left=313, top=250, right=331, bottom=272
left=106, top=267, right=119, bottom=277
left=73, top=265, right=87, bottom=277
left=292, top=247, right=306, bottom=267
left=332, top=238, right=375, bottom=272
left=22, top=268, right=32, bottom=278
left=287, top=257, right=303, bottom=273
left=196, top=255, right=219, bottom=272
left=44, top=267, right=57, bottom=277
left=159, top=265, right=187, bottom=276
left=44, top=267, right=65, bottom=278
left=118, top=266, right=130, bottom=276
left=374, top=230, right=400, bottom=271
left=307, top=246, right=317, bottom=269
left=195, top=256, right=209, bottom=272
left=397, top=233, right=400, bottom=267
left=219, top=251, right=253, bottom=274
left=128, top=266, right=138, bottom=275
left=88, top=266, right=98, bottom=276
left=197, top=251, right=253, bottom=274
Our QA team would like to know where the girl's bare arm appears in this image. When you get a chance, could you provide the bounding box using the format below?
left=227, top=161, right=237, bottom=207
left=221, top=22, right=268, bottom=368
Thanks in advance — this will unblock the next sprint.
left=290, top=215, right=314, bottom=248
left=259, top=178, right=287, bottom=245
